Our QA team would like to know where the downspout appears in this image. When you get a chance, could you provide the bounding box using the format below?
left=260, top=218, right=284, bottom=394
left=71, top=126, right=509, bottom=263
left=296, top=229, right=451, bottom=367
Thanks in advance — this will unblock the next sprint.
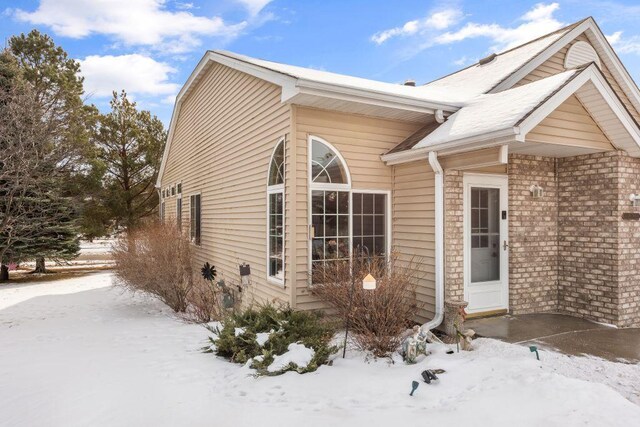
left=422, top=151, right=444, bottom=331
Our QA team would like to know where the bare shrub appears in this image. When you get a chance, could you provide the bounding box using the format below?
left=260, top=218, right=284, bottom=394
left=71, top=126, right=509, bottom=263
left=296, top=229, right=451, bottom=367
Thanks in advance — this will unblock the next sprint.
left=311, top=254, right=425, bottom=358
left=112, top=221, right=194, bottom=313
left=184, top=276, right=225, bottom=323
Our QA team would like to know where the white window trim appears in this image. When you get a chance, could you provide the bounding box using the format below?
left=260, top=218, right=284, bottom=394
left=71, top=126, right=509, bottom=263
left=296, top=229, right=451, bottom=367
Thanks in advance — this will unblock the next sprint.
left=189, top=191, right=202, bottom=246
left=266, top=138, right=286, bottom=287
left=306, top=135, right=391, bottom=282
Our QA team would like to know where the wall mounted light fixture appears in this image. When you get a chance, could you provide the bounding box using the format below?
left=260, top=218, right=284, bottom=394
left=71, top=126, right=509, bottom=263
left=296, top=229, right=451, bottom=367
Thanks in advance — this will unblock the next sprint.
left=529, top=184, right=544, bottom=198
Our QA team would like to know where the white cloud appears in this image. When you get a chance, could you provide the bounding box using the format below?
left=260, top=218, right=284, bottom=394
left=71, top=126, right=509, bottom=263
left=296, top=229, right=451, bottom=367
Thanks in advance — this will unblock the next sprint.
left=434, top=2, right=564, bottom=52
left=607, top=31, right=623, bottom=45
left=371, top=8, right=463, bottom=44
left=607, top=31, right=640, bottom=55
left=14, top=0, right=247, bottom=53
left=78, top=54, right=179, bottom=99
left=175, top=2, right=195, bottom=10
left=372, top=2, right=565, bottom=57
left=236, top=0, right=272, bottom=17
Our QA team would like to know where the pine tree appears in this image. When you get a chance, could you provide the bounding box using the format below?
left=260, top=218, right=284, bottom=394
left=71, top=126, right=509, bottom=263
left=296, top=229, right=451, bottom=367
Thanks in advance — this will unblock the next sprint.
left=91, top=90, right=166, bottom=230
left=0, top=63, right=79, bottom=280
left=3, top=30, right=92, bottom=273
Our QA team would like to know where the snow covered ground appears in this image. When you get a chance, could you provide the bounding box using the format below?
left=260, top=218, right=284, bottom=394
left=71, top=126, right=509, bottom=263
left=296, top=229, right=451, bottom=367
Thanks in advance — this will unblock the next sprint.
left=1, top=272, right=639, bottom=427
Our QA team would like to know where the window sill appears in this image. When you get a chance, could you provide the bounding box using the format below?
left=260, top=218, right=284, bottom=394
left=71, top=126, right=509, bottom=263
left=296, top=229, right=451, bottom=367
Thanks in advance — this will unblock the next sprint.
left=267, top=277, right=285, bottom=288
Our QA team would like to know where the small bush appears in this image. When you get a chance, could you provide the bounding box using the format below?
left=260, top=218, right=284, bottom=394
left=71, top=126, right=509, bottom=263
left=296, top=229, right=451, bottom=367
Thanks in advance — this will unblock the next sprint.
left=311, top=254, right=425, bottom=358
left=184, top=276, right=226, bottom=323
left=207, top=304, right=338, bottom=375
left=113, top=221, right=228, bottom=320
left=113, top=221, right=193, bottom=312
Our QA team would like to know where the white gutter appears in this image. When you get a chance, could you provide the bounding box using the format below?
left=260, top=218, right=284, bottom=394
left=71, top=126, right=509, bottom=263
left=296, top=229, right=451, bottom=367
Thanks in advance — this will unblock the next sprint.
left=422, top=151, right=444, bottom=331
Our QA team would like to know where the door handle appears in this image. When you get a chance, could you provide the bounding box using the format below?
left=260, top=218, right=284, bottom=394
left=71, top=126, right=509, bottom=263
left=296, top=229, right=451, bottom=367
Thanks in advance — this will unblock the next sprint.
left=503, top=240, right=509, bottom=250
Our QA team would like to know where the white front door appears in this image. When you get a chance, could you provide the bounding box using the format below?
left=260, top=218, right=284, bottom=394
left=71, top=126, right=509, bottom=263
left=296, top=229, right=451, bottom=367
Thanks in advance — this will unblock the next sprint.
left=463, top=174, right=509, bottom=314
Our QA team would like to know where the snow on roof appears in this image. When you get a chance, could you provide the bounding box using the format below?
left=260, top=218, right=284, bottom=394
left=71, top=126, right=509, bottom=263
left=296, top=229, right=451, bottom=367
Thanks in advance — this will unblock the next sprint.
left=413, top=69, right=580, bottom=149
left=416, top=23, right=579, bottom=103
left=213, top=50, right=458, bottom=105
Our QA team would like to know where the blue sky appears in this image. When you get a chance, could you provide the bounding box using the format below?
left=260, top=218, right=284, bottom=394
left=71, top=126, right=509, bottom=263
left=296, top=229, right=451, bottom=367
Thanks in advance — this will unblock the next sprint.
left=3, top=0, right=640, bottom=125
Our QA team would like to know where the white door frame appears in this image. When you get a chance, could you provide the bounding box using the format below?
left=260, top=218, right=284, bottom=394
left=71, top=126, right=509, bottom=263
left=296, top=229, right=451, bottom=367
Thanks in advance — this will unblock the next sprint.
left=462, top=173, right=509, bottom=313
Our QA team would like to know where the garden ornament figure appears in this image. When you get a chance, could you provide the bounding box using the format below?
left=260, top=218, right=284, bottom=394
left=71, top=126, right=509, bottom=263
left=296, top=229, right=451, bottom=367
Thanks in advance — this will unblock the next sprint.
left=201, top=262, right=217, bottom=282
left=401, top=325, right=441, bottom=364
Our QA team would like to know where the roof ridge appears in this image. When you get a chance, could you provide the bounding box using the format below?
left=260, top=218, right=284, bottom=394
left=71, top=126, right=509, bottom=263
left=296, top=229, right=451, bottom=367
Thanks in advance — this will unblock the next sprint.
left=421, top=17, right=590, bottom=88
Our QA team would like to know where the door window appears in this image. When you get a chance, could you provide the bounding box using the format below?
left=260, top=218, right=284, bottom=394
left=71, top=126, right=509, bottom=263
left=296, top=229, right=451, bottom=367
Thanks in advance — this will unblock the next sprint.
left=470, top=187, right=500, bottom=282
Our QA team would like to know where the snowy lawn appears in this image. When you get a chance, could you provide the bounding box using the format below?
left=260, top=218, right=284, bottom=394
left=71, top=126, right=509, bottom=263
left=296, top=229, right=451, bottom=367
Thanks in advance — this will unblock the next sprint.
left=0, top=272, right=639, bottom=427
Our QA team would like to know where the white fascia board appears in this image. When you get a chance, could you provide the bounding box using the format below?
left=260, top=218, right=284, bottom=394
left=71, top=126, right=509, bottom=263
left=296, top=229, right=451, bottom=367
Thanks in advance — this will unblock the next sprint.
left=491, top=19, right=592, bottom=93
left=586, top=25, right=640, bottom=115
left=493, top=18, right=640, bottom=118
left=519, top=66, right=640, bottom=152
left=381, top=129, right=519, bottom=165
left=294, top=79, right=460, bottom=113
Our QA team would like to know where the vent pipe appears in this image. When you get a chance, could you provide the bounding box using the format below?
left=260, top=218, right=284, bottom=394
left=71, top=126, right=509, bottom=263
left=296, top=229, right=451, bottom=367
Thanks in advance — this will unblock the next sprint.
left=403, top=79, right=416, bottom=87
left=478, top=53, right=497, bottom=65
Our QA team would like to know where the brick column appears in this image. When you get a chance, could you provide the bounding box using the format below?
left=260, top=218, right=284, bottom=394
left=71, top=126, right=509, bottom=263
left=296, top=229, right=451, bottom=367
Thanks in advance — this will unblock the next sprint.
left=444, top=169, right=464, bottom=300
left=508, top=154, right=559, bottom=313
left=557, top=152, right=621, bottom=325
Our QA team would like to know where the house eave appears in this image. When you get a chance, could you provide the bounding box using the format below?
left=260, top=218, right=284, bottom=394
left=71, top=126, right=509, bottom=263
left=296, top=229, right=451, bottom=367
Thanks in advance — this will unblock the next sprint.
left=381, top=128, right=520, bottom=165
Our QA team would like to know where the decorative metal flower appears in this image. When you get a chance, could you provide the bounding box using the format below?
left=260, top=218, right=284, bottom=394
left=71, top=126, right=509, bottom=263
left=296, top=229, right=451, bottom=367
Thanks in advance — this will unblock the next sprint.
left=201, top=262, right=217, bottom=282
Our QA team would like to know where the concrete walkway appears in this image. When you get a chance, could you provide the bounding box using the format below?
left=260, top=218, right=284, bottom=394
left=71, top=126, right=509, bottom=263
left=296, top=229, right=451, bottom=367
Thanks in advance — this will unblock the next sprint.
left=466, top=313, right=640, bottom=363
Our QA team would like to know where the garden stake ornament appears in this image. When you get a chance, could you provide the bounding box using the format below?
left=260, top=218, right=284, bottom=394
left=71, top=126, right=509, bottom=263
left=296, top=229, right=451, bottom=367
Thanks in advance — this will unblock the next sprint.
left=530, top=345, right=540, bottom=361
left=410, top=381, right=419, bottom=396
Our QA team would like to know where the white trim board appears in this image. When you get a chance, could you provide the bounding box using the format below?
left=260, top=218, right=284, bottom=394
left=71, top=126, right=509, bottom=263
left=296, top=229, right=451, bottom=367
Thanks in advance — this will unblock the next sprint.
left=462, top=173, right=509, bottom=314
left=493, top=17, right=640, bottom=117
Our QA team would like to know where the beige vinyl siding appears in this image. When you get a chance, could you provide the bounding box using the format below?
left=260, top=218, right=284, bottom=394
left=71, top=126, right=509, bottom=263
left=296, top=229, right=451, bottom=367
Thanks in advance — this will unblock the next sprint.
left=517, top=33, right=640, bottom=123
left=527, top=95, right=614, bottom=150
left=161, top=63, right=291, bottom=306
left=294, top=106, right=422, bottom=310
left=392, top=161, right=437, bottom=321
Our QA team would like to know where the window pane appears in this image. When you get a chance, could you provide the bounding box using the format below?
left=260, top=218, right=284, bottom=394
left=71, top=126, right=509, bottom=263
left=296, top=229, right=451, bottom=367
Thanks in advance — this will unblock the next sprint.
left=268, top=141, right=285, bottom=186
left=338, top=192, right=349, bottom=214
left=325, top=216, right=337, bottom=237
left=362, top=215, right=374, bottom=236
left=470, top=187, right=500, bottom=283
left=325, top=191, right=337, bottom=214
left=374, top=236, right=385, bottom=256
left=363, top=193, right=373, bottom=214
left=311, top=140, right=347, bottom=184
left=325, top=160, right=347, bottom=183
left=374, top=194, right=385, bottom=214
left=352, top=193, right=386, bottom=259
left=353, top=214, right=362, bottom=236
left=312, top=239, right=324, bottom=260
left=337, top=238, right=350, bottom=258
left=312, top=191, right=324, bottom=214
left=338, top=215, right=349, bottom=237
left=374, top=215, right=384, bottom=236
left=312, top=215, right=324, bottom=237
left=353, top=193, right=362, bottom=214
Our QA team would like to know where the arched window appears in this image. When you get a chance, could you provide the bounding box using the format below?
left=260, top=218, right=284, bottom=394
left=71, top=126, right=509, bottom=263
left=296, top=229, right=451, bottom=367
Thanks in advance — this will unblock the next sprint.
left=267, top=139, right=285, bottom=283
left=311, top=138, right=349, bottom=185
left=309, top=137, right=351, bottom=278
left=308, top=137, right=388, bottom=283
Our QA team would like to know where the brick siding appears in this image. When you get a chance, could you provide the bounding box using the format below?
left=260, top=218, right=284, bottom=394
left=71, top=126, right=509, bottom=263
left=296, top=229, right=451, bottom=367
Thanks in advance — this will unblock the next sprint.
left=508, top=155, right=559, bottom=313
left=444, top=170, right=464, bottom=300
left=443, top=152, right=640, bottom=327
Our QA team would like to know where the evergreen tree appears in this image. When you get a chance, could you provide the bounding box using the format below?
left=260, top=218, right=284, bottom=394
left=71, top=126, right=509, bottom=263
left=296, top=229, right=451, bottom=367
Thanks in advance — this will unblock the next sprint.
left=0, top=63, right=78, bottom=280
left=4, top=30, right=92, bottom=273
left=91, top=90, right=166, bottom=230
